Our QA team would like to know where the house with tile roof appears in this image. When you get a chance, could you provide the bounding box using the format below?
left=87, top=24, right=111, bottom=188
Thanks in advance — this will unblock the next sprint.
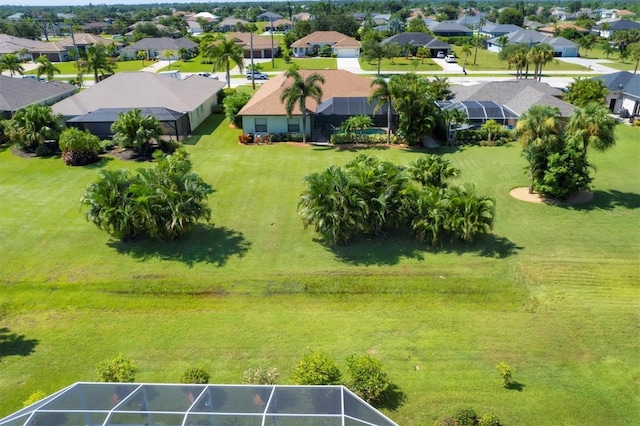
left=0, top=75, right=76, bottom=118
left=427, top=21, right=473, bottom=37
left=485, top=29, right=578, bottom=57
left=441, top=79, right=575, bottom=129
left=0, top=34, right=42, bottom=60
left=51, top=72, right=225, bottom=139
left=223, top=32, right=280, bottom=59
left=30, top=34, right=118, bottom=62
left=593, top=71, right=640, bottom=116
left=380, top=32, right=451, bottom=57
left=238, top=69, right=394, bottom=140
left=291, top=31, right=361, bottom=58
left=119, top=37, right=198, bottom=60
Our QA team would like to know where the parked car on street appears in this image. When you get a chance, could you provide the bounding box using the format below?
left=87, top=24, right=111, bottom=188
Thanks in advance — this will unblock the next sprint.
left=246, top=71, right=269, bottom=80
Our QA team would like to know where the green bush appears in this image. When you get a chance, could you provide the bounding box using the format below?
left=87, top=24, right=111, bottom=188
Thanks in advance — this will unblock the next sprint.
left=292, top=350, right=342, bottom=385
left=223, top=92, right=251, bottom=127
left=96, top=353, right=137, bottom=382
left=455, top=408, right=479, bottom=426
left=59, top=127, right=102, bottom=166
left=180, top=366, right=211, bottom=384
left=23, top=390, right=47, bottom=407
left=330, top=133, right=400, bottom=145
left=480, top=413, right=502, bottom=426
left=242, top=366, right=279, bottom=385
left=268, top=132, right=305, bottom=142
left=496, top=362, right=513, bottom=388
left=345, top=354, right=390, bottom=406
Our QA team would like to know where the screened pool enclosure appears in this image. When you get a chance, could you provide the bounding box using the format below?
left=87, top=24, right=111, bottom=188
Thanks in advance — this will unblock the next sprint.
left=0, top=383, right=398, bottom=426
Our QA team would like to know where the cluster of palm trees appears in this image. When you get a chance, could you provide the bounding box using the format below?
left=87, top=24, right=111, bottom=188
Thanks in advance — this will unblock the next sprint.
left=499, top=43, right=555, bottom=81
left=516, top=102, right=616, bottom=199
left=3, top=104, right=62, bottom=153
left=298, top=154, right=495, bottom=247
left=81, top=149, right=213, bottom=241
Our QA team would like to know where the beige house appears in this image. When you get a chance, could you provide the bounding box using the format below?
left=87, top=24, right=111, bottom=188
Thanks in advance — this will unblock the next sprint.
left=224, top=32, right=280, bottom=59
left=52, top=72, right=225, bottom=139
left=291, top=31, right=361, bottom=58
left=30, top=33, right=118, bottom=62
left=238, top=69, right=393, bottom=141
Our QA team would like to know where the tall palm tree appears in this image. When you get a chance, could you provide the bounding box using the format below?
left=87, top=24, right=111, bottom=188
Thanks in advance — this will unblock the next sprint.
left=279, top=68, right=325, bottom=144
left=83, top=44, right=116, bottom=83
left=473, top=17, right=486, bottom=66
left=0, top=54, right=25, bottom=77
left=35, top=55, right=60, bottom=81
left=628, top=43, right=640, bottom=74
left=460, top=43, right=472, bottom=72
left=207, top=38, right=244, bottom=88
left=515, top=105, right=563, bottom=193
left=528, top=43, right=554, bottom=81
left=369, top=76, right=393, bottom=144
left=565, top=102, right=616, bottom=155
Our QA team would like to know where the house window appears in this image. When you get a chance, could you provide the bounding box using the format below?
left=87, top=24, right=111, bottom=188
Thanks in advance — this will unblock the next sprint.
left=255, top=118, right=267, bottom=133
left=287, top=118, right=300, bottom=133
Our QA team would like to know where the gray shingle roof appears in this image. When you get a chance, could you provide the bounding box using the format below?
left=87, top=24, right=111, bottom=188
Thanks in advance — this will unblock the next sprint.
left=0, top=76, right=76, bottom=114
left=120, top=37, right=197, bottom=54
left=593, top=71, right=640, bottom=98
left=450, top=79, right=575, bottom=117
left=51, top=72, right=225, bottom=117
left=381, top=32, right=450, bottom=49
left=0, top=34, right=42, bottom=55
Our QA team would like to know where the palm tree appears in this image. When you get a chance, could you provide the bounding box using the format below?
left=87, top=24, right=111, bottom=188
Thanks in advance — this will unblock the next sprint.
left=0, top=54, right=25, bottom=77
left=111, top=109, right=163, bottom=155
left=446, top=184, right=495, bottom=243
left=206, top=38, right=244, bottom=88
left=515, top=105, right=563, bottom=193
left=473, top=17, right=486, bottom=66
left=136, top=50, right=147, bottom=66
left=601, top=42, right=615, bottom=59
left=83, top=44, right=116, bottom=83
left=429, top=76, right=451, bottom=101
left=528, top=43, right=554, bottom=81
left=599, top=22, right=611, bottom=38
left=565, top=102, right=616, bottom=155
left=279, top=68, right=325, bottom=144
left=628, top=43, right=640, bottom=74
left=35, top=56, right=60, bottom=81
left=460, top=43, right=472, bottom=72
left=369, top=77, right=393, bottom=144
left=163, top=49, right=174, bottom=69
left=409, top=155, right=460, bottom=188
left=5, top=104, right=62, bottom=152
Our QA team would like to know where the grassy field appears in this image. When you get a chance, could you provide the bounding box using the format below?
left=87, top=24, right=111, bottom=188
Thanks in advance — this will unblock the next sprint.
left=0, top=118, right=638, bottom=425
left=163, top=55, right=336, bottom=74
left=451, top=46, right=588, bottom=72
left=360, top=57, right=442, bottom=72
left=24, top=59, right=147, bottom=75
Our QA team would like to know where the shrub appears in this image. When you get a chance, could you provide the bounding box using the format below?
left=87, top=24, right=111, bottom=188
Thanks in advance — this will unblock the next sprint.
left=496, top=362, right=513, bottom=388
left=455, top=408, right=479, bottom=426
left=292, top=350, right=342, bottom=385
left=59, top=127, right=102, bottom=166
left=480, top=413, right=502, bottom=426
left=96, top=353, right=137, bottom=382
left=180, top=366, right=210, bottom=384
left=223, top=92, right=251, bottom=127
left=23, top=390, right=47, bottom=407
left=345, top=354, right=390, bottom=406
left=242, top=366, right=279, bottom=385
left=536, top=143, right=592, bottom=200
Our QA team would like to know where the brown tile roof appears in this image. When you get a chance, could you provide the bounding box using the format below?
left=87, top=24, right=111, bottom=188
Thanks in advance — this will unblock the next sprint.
left=239, top=69, right=373, bottom=116
left=291, top=31, right=361, bottom=49
left=225, top=32, right=275, bottom=50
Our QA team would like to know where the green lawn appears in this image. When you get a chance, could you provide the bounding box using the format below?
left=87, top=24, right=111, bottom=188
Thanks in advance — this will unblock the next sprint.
left=164, top=56, right=337, bottom=74
left=452, top=46, right=587, bottom=72
left=359, top=57, right=442, bottom=72
left=0, top=120, right=638, bottom=425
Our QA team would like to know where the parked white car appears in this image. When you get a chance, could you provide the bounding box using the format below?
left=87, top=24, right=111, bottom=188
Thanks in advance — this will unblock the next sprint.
left=436, top=51, right=446, bottom=58
left=246, top=71, right=269, bottom=80
left=444, top=55, right=457, bottom=63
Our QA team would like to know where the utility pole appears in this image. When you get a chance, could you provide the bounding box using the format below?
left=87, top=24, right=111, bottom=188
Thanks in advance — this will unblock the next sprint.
left=250, top=31, right=255, bottom=90
left=270, top=18, right=275, bottom=68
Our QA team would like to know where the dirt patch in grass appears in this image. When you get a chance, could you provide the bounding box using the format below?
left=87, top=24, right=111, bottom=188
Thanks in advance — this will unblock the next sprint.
left=510, top=187, right=594, bottom=205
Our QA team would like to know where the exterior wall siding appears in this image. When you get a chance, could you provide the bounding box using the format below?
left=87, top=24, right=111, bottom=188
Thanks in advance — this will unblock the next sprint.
left=241, top=115, right=311, bottom=136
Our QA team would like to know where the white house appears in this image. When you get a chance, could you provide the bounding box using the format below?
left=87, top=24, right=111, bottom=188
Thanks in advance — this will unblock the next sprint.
left=290, top=31, right=361, bottom=58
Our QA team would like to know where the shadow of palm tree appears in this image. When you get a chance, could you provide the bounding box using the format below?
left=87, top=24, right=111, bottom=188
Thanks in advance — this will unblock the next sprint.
left=82, top=156, right=114, bottom=169
left=107, top=224, right=250, bottom=266
left=565, top=189, right=640, bottom=211
left=331, top=233, right=521, bottom=266
left=0, top=328, right=38, bottom=359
